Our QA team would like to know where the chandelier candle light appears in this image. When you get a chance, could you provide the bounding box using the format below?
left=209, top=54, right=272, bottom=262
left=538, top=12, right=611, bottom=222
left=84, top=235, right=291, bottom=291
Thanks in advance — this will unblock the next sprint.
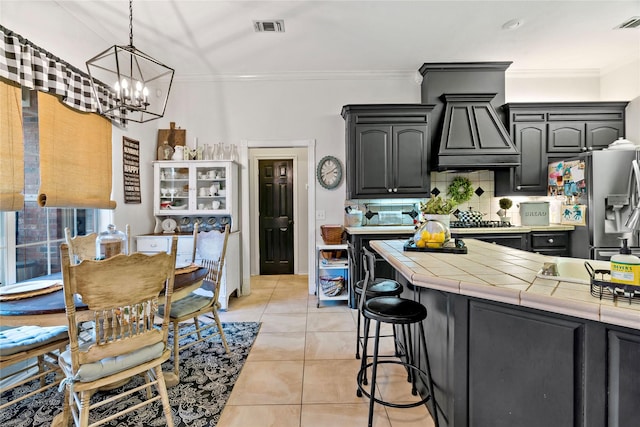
left=86, top=0, right=174, bottom=124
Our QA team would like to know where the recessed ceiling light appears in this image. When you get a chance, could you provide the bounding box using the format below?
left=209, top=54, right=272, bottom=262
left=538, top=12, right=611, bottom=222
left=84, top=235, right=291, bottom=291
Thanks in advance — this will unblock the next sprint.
left=502, top=18, right=524, bottom=30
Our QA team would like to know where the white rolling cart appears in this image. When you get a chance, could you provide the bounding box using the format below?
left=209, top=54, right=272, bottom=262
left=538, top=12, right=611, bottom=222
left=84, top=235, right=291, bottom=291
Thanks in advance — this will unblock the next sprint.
left=315, top=243, right=351, bottom=308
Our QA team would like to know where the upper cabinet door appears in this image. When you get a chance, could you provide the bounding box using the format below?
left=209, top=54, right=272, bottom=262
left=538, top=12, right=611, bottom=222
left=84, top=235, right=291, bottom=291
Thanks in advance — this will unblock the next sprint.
left=354, top=125, right=393, bottom=196
left=586, top=121, right=624, bottom=150
left=393, top=125, right=429, bottom=194
left=513, top=123, right=547, bottom=193
left=547, top=122, right=585, bottom=153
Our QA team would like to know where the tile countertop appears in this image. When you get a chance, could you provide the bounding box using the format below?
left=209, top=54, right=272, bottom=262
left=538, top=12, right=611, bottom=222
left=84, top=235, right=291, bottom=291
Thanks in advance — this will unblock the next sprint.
left=370, top=238, right=639, bottom=331
left=345, top=224, right=575, bottom=235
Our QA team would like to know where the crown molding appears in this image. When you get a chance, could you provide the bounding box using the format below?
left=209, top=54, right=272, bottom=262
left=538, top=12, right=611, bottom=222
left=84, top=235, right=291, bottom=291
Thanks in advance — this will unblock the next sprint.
left=173, top=70, right=418, bottom=83
left=506, top=68, right=601, bottom=79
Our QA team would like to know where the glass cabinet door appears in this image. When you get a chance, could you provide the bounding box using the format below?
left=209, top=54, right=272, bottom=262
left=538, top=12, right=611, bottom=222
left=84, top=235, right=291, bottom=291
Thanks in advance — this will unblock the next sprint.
left=157, top=163, right=190, bottom=214
left=195, top=164, right=228, bottom=212
left=154, top=161, right=234, bottom=216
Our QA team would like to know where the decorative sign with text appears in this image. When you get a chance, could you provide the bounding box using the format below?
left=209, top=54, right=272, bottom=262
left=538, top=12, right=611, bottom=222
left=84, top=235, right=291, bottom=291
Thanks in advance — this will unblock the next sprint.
left=122, top=137, right=141, bottom=204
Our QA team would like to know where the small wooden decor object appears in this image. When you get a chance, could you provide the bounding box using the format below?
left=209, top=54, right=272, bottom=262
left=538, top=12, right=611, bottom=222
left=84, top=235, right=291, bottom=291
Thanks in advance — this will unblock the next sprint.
left=156, top=122, right=186, bottom=159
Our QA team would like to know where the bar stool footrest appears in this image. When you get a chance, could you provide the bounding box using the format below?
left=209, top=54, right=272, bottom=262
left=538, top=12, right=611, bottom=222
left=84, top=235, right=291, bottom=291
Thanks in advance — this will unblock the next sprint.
left=356, top=359, right=432, bottom=409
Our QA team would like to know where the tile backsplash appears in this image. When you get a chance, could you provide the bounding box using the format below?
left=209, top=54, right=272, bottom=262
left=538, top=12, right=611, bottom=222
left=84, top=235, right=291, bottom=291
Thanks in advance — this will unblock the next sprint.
left=346, top=170, right=557, bottom=226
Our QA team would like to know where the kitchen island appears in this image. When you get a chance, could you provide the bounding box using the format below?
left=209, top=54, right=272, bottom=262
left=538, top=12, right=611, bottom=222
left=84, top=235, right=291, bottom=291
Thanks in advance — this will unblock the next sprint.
left=370, top=238, right=639, bottom=427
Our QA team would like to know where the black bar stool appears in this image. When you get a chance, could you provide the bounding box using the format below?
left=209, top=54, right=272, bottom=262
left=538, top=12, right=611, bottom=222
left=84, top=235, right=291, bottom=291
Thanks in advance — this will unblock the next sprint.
left=356, top=248, right=439, bottom=427
left=349, top=245, right=403, bottom=359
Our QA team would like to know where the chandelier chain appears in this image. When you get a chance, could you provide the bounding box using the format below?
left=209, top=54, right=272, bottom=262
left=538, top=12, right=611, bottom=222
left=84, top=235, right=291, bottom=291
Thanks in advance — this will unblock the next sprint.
left=128, top=0, right=133, bottom=46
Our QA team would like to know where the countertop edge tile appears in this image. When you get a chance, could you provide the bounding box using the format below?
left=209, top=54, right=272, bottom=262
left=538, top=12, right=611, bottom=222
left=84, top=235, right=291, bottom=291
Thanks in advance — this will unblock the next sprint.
left=413, top=275, right=461, bottom=294
left=519, top=291, right=600, bottom=322
left=460, top=281, right=521, bottom=305
left=346, top=224, right=574, bottom=235
left=600, top=305, right=640, bottom=330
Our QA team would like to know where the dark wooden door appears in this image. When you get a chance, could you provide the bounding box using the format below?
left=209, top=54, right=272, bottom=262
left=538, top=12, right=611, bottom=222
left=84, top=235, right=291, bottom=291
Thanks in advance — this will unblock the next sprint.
left=586, top=121, right=624, bottom=150
left=259, top=159, right=294, bottom=275
left=393, top=125, right=429, bottom=194
left=513, top=123, right=547, bottom=193
left=547, top=122, right=585, bottom=152
left=354, top=124, right=392, bottom=196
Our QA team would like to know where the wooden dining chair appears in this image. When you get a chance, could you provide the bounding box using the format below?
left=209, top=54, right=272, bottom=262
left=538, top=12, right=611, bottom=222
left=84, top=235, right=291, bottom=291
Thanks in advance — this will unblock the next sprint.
left=57, top=237, right=177, bottom=427
left=64, top=228, right=98, bottom=263
left=0, top=325, right=69, bottom=410
left=158, top=224, right=231, bottom=378
left=64, top=225, right=131, bottom=263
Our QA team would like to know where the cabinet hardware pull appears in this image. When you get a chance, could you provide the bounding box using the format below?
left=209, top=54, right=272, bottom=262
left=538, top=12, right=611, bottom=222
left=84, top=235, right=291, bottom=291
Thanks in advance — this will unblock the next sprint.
left=388, top=188, right=393, bottom=193
left=393, top=188, right=398, bottom=192
left=547, top=238, right=554, bottom=243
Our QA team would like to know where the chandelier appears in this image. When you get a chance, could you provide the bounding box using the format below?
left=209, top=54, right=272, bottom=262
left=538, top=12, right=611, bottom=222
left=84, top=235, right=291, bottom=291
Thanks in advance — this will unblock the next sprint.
left=86, top=0, right=174, bottom=124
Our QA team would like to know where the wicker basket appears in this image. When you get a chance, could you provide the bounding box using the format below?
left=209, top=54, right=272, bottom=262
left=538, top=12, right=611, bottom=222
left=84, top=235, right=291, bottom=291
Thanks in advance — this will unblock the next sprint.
left=320, top=225, right=344, bottom=245
left=320, top=276, right=345, bottom=297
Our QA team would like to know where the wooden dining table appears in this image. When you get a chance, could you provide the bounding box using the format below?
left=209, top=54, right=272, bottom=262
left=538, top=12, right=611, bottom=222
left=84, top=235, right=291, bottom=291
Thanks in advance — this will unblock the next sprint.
left=0, top=267, right=208, bottom=327
left=0, top=266, right=208, bottom=390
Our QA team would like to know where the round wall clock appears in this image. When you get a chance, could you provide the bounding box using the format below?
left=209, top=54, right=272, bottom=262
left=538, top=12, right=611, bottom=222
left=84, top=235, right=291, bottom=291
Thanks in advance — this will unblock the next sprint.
left=316, top=155, right=343, bottom=190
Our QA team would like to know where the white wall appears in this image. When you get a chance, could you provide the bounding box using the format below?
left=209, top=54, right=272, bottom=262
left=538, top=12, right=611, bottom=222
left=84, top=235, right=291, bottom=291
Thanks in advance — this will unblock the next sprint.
left=107, top=124, right=158, bottom=248
left=110, top=66, right=639, bottom=281
left=505, top=71, right=601, bottom=101
left=600, top=60, right=640, bottom=144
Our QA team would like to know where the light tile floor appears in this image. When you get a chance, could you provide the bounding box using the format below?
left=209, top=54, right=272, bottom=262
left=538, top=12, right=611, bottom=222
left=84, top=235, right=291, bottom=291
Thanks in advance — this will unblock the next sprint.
left=216, top=274, right=436, bottom=427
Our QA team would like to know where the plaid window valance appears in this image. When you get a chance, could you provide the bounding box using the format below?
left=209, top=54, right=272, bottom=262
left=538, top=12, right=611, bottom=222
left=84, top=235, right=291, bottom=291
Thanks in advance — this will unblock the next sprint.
left=0, top=25, right=114, bottom=114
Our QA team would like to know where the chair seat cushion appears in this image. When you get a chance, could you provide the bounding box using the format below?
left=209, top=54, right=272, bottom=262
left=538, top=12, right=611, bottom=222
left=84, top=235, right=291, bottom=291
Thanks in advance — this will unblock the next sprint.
left=59, top=341, right=164, bottom=383
left=355, top=278, right=403, bottom=298
left=364, top=296, right=427, bottom=324
left=159, top=293, right=211, bottom=319
left=0, top=325, right=68, bottom=357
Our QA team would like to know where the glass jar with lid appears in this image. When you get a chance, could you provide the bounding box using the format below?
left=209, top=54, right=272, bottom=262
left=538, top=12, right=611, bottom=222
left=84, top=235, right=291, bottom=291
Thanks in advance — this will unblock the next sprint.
left=96, top=224, right=128, bottom=260
left=413, top=219, right=451, bottom=249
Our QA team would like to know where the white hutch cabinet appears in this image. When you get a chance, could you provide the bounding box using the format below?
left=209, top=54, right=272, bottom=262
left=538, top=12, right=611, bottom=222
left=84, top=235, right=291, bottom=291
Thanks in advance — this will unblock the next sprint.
left=136, top=160, right=241, bottom=310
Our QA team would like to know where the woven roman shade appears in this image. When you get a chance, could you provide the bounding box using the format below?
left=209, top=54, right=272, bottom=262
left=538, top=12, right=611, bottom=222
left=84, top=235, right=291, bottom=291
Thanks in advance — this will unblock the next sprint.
left=37, top=91, right=116, bottom=209
left=0, top=79, right=24, bottom=211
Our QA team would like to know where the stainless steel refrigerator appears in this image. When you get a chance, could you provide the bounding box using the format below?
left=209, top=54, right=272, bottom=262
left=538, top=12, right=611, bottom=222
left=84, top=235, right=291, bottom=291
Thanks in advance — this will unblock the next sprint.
left=564, top=149, right=640, bottom=260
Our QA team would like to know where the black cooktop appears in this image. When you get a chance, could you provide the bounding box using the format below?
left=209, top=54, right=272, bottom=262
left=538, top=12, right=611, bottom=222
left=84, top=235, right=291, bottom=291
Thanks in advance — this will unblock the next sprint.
left=450, top=220, right=512, bottom=229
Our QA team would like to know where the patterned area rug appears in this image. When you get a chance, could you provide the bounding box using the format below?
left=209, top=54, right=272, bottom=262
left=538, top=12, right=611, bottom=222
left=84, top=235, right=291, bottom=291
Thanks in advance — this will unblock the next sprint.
left=0, top=321, right=261, bottom=427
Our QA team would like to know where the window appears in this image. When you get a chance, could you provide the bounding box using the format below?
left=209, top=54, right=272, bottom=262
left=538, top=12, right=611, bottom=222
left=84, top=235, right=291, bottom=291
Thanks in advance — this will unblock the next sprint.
left=0, top=90, right=98, bottom=286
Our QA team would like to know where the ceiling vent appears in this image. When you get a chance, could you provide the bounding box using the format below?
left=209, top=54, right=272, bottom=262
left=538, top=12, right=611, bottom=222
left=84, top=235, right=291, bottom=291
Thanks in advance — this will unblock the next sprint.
left=614, top=16, right=640, bottom=29
left=253, top=20, right=285, bottom=32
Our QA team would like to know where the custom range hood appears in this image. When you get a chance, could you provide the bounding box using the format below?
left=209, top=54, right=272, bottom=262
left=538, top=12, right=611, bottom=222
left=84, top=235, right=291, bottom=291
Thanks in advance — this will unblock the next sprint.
left=419, top=62, right=520, bottom=170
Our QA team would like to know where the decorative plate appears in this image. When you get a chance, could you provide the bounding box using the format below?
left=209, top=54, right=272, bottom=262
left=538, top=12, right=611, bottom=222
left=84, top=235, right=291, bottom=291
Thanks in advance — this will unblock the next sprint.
left=0, top=280, right=61, bottom=295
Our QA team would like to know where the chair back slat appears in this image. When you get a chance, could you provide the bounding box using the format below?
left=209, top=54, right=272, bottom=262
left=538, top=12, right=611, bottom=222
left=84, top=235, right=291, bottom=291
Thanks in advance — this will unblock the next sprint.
left=60, top=237, right=177, bottom=372
left=195, top=225, right=230, bottom=301
left=64, top=227, right=98, bottom=263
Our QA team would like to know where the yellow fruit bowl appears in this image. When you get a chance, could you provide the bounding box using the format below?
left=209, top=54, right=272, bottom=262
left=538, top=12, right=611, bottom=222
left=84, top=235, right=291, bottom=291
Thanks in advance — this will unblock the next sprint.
left=412, top=219, right=451, bottom=249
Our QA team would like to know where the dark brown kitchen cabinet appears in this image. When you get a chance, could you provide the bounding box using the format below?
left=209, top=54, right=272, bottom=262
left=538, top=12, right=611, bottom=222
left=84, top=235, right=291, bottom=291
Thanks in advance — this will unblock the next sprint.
left=495, top=122, right=547, bottom=195
left=496, top=102, right=628, bottom=196
left=529, top=231, right=570, bottom=256
left=395, top=279, right=640, bottom=427
left=450, top=231, right=528, bottom=251
left=547, top=122, right=585, bottom=152
left=547, top=121, right=624, bottom=153
left=342, top=105, right=434, bottom=199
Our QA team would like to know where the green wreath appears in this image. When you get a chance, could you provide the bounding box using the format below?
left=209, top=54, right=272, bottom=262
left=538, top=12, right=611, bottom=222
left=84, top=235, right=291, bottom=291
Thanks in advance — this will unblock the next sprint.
left=447, top=177, right=474, bottom=204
